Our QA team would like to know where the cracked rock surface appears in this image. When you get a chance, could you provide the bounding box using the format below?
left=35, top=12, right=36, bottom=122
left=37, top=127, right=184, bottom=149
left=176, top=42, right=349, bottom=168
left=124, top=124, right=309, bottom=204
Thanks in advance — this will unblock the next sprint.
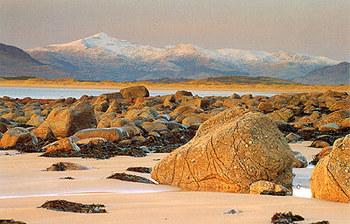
left=311, top=134, right=350, bottom=203
left=151, top=108, right=295, bottom=193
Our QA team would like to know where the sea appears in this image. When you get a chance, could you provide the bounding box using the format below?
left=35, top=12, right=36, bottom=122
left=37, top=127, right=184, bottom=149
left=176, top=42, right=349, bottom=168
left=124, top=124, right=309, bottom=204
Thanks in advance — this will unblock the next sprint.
left=0, top=86, right=289, bottom=99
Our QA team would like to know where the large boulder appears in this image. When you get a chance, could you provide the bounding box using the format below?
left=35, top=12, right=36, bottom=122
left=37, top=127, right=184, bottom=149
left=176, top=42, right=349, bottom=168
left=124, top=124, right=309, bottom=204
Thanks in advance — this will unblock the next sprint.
left=174, top=90, right=193, bottom=101
left=0, top=127, right=38, bottom=147
left=37, top=101, right=97, bottom=138
left=74, top=127, right=128, bottom=142
left=311, top=135, right=350, bottom=203
left=151, top=108, right=295, bottom=193
left=120, top=86, right=149, bottom=100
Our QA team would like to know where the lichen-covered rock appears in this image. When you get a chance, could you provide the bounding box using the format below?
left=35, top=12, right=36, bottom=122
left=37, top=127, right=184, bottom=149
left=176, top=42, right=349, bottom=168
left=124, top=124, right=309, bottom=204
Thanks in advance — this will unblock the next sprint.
left=151, top=108, right=295, bottom=193
left=120, top=86, right=149, bottom=100
left=37, top=100, right=97, bottom=138
left=311, top=135, right=350, bottom=203
left=74, top=127, right=128, bottom=142
left=0, top=127, right=38, bottom=147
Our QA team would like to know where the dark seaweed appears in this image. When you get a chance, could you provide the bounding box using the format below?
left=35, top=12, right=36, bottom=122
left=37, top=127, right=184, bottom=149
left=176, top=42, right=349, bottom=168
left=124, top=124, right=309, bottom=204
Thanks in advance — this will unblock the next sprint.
left=126, top=167, right=152, bottom=173
left=39, top=200, right=106, bottom=213
left=107, top=172, right=156, bottom=184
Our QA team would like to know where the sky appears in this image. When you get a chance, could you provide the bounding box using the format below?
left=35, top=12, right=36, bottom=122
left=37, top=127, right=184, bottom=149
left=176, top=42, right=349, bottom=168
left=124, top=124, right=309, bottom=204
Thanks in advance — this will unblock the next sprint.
left=0, top=0, right=349, bottom=61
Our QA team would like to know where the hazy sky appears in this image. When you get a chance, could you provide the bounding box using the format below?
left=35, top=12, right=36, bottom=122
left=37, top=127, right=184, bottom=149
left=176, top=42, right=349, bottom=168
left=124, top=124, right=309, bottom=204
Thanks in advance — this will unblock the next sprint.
left=1, top=0, right=349, bottom=61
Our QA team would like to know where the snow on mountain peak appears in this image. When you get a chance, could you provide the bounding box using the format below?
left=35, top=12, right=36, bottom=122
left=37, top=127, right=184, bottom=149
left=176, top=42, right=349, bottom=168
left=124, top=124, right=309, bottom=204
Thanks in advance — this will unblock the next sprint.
left=88, top=32, right=110, bottom=39
left=26, top=32, right=338, bottom=68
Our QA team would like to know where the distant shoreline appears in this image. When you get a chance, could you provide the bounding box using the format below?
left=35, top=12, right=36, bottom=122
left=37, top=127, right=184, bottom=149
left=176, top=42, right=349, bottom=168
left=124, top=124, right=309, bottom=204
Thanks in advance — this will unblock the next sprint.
left=0, top=78, right=349, bottom=93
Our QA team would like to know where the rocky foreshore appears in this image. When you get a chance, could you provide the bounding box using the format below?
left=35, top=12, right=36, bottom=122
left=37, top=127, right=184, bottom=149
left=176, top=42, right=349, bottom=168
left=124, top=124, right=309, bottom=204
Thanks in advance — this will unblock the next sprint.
left=0, top=86, right=349, bottom=203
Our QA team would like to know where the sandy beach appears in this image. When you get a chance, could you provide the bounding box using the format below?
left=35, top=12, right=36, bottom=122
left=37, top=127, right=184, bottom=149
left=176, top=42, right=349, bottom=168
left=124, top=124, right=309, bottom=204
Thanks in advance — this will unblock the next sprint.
left=0, top=78, right=349, bottom=94
left=1, top=142, right=349, bottom=224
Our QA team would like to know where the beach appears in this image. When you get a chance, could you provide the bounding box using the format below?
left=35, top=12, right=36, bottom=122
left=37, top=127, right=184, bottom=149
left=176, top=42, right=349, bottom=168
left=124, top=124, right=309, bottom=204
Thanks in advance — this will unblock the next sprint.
left=1, top=142, right=349, bottom=224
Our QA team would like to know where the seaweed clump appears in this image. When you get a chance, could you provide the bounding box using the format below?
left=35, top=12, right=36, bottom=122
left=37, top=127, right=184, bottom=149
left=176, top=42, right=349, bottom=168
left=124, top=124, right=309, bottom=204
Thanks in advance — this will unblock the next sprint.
left=107, top=172, right=156, bottom=184
left=126, top=167, right=152, bottom=173
left=271, top=211, right=304, bottom=224
left=39, top=200, right=107, bottom=213
left=0, top=142, right=46, bottom=153
left=260, top=190, right=287, bottom=196
left=0, top=219, right=26, bottom=224
left=41, top=142, right=146, bottom=159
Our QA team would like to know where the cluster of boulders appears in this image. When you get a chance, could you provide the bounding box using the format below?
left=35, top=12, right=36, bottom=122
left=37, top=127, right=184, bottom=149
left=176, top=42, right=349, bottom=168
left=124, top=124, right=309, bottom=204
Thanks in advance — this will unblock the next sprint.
left=0, top=87, right=199, bottom=155
left=0, top=87, right=349, bottom=203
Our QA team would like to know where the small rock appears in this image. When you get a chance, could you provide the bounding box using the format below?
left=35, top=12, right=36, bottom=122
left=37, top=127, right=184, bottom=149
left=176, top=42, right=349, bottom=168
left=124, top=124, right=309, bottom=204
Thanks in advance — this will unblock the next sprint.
left=250, top=180, right=291, bottom=195
left=310, top=140, right=330, bottom=148
left=292, top=151, right=308, bottom=168
left=45, top=162, right=88, bottom=171
left=222, top=209, right=242, bottom=215
left=318, top=123, right=340, bottom=132
left=271, top=211, right=304, bottom=224
left=285, top=133, right=301, bottom=143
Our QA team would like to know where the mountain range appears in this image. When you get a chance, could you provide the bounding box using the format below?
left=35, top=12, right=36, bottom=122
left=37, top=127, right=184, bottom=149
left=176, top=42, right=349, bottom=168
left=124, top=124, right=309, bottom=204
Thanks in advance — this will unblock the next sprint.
left=294, top=62, right=349, bottom=85
left=1, top=32, right=348, bottom=85
left=0, top=43, right=68, bottom=79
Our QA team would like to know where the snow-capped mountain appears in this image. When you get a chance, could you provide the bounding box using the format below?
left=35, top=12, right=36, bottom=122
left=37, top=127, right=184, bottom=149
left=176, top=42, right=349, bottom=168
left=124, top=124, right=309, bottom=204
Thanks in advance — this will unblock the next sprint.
left=27, top=32, right=339, bottom=82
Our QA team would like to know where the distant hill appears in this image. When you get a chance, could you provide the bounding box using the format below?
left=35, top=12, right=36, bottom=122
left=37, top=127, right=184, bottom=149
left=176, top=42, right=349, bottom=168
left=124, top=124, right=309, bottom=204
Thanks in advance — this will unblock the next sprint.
left=198, top=76, right=294, bottom=85
left=293, top=62, right=350, bottom=85
left=26, top=32, right=338, bottom=82
left=0, top=43, right=69, bottom=79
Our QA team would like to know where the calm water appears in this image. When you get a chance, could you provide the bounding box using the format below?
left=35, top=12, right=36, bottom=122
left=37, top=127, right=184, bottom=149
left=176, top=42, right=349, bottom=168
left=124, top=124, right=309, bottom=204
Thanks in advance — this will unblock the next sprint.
left=0, top=86, right=287, bottom=99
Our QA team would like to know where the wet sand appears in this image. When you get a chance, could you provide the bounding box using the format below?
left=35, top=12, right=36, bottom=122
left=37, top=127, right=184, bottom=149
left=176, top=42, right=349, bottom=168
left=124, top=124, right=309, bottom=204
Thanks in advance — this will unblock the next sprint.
left=0, top=142, right=349, bottom=224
